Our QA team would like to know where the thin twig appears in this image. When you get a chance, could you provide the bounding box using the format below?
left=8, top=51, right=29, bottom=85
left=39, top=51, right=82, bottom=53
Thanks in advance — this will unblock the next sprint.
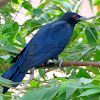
left=32, top=79, right=49, bottom=83
left=17, top=68, right=35, bottom=95
left=87, top=16, right=96, bottom=20
left=63, top=51, right=77, bottom=53
left=10, top=82, right=24, bottom=85
left=84, top=15, right=100, bottom=21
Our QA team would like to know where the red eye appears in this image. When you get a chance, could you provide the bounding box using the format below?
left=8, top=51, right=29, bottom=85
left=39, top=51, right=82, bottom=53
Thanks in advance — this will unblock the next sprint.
left=73, top=15, right=77, bottom=19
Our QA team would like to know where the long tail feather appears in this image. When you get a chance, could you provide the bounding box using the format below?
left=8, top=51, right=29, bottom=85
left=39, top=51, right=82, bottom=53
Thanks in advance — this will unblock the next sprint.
left=2, top=62, right=28, bottom=94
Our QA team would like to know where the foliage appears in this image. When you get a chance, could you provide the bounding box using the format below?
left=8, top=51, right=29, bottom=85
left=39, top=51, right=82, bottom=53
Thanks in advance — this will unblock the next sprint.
left=0, top=0, right=100, bottom=100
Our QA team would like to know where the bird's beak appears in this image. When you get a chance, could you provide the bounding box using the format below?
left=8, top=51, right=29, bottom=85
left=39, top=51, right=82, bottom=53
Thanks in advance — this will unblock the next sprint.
left=78, top=16, right=88, bottom=21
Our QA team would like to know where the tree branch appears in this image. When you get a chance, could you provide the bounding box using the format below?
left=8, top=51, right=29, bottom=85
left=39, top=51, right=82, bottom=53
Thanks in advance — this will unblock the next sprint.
left=36, top=61, right=100, bottom=68
left=0, top=0, right=11, bottom=8
left=1, top=61, right=100, bottom=72
left=1, top=61, right=100, bottom=94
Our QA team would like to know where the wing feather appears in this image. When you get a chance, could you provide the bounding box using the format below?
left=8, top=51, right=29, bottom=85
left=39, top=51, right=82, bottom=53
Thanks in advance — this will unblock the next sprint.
left=15, top=21, right=72, bottom=72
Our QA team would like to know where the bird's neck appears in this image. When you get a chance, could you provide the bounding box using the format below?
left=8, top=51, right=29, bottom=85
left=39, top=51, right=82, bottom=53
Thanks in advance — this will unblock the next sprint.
left=58, top=18, right=76, bottom=27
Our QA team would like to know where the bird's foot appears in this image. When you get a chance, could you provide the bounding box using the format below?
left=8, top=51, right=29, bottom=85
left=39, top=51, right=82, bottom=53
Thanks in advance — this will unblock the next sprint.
left=57, top=57, right=63, bottom=68
left=44, top=58, right=63, bottom=68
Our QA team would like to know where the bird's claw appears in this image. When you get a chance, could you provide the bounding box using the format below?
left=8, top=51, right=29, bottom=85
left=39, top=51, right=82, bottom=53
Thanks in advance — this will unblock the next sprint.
left=44, top=58, right=63, bottom=68
left=57, top=58, right=63, bottom=68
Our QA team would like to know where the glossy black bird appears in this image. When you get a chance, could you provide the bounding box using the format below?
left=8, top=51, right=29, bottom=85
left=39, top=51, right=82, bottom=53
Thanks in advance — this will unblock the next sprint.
left=2, top=12, right=86, bottom=93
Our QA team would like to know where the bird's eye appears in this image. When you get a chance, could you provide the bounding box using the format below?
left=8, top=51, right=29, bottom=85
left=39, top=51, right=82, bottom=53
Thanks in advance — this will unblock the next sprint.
left=73, top=15, right=77, bottom=19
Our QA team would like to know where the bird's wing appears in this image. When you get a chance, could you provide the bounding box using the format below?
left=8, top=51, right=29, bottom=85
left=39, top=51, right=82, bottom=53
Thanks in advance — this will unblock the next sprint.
left=11, top=46, right=27, bottom=63
left=20, top=46, right=63, bottom=72
left=17, top=21, right=72, bottom=72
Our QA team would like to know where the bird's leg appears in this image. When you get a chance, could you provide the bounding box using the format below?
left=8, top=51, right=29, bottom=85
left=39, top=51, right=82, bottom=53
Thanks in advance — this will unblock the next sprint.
left=17, top=68, right=35, bottom=95
left=44, top=58, right=63, bottom=68
left=57, top=57, right=63, bottom=68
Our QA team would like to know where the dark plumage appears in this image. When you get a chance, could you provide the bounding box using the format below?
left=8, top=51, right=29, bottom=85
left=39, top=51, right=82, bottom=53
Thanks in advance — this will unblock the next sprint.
left=2, top=12, right=85, bottom=94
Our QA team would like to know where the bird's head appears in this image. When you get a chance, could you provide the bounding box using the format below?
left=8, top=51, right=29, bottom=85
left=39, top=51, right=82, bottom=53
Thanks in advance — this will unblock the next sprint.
left=59, top=12, right=87, bottom=26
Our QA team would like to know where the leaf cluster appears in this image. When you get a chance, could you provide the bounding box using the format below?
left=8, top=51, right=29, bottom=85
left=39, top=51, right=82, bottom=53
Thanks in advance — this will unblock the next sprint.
left=0, top=0, right=100, bottom=100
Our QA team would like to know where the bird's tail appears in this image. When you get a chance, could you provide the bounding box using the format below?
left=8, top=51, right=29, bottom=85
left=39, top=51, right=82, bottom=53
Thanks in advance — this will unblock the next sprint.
left=2, top=62, right=28, bottom=94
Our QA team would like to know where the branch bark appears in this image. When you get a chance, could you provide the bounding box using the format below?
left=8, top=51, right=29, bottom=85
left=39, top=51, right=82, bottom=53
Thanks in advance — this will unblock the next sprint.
left=0, top=0, right=11, bottom=8
left=1, top=61, right=100, bottom=71
left=37, top=61, right=100, bottom=68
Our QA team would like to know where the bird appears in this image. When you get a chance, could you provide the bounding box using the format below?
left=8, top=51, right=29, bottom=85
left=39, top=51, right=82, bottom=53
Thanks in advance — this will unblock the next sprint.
left=2, top=12, right=86, bottom=94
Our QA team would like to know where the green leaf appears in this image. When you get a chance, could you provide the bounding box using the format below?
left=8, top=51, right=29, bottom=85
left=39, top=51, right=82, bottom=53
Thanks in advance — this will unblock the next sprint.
left=90, top=67, right=99, bottom=75
left=46, top=10, right=61, bottom=15
left=85, top=94, right=100, bottom=100
left=0, top=89, right=3, bottom=100
left=12, top=0, right=19, bottom=3
left=73, top=47, right=94, bottom=61
left=2, top=22, right=19, bottom=34
left=0, top=77, right=12, bottom=86
left=76, top=68, right=91, bottom=78
left=65, top=52, right=80, bottom=60
left=12, top=22, right=19, bottom=32
left=38, top=0, right=52, bottom=9
left=33, top=9, right=44, bottom=15
left=63, top=1, right=74, bottom=10
left=66, top=82, right=82, bottom=99
left=94, top=0, right=100, bottom=5
left=79, top=84, right=100, bottom=89
left=80, top=77, right=94, bottom=84
left=79, top=89, right=100, bottom=97
left=23, top=20, right=41, bottom=36
left=29, top=80, right=41, bottom=88
left=12, top=0, right=22, bottom=4
left=0, top=55, right=10, bottom=60
left=1, top=22, right=19, bottom=43
left=95, top=75, right=100, bottom=81
left=54, top=0, right=72, bottom=11
left=41, top=86, right=60, bottom=100
left=12, top=42, right=24, bottom=48
left=96, top=11, right=100, bottom=17
left=85, top=27, right=98, bottom=45
left=68, top=24, right=81, bottom=45
left=55, top=78, right=69, bottom=82
left=22, top=88, right=47, bottom=100
left=22, top=1, right=32, bottom=11
left=0, top=45, right=20, bottom=54
left=96, top=46, right=100, bottom=51
left=0, top=59, right=5, bottom=68
left=89, top=0, right=93, bottom=11
left=59, top=92, right=67, bottom=100
left=22, top=86, right=60, bottom=100
left=38, top=69, right=46, bottom=80
left=16, top=33, right=23, bottom=43
left=59, top=82, right=68, bottom=96
left=1, top=7, right=16, bottom=13
left=46, top=80, right=58, bottom=87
